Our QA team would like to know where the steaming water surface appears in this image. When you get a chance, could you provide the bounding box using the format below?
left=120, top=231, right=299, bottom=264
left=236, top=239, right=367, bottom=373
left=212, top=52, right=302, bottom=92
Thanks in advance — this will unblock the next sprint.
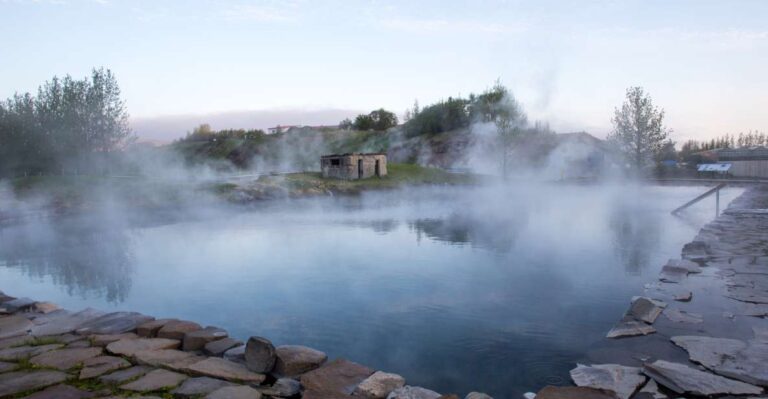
left=0, top=183, right=742, bottom=397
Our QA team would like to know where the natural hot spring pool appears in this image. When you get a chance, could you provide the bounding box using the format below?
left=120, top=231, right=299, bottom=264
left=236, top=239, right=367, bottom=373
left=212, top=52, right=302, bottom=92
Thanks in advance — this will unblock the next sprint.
left=0, top=183, right=743, bottom=397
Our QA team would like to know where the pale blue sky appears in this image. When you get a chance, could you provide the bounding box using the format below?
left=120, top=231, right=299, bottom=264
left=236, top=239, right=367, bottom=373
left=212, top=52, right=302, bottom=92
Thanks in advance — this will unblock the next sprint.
left=1, top=0, right=766, bottom=141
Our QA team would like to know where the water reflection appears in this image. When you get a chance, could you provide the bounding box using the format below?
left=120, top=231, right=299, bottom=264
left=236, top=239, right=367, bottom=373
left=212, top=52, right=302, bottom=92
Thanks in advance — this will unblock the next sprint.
left=0, top=221, right=134, bottom=303
left=608, top=203, right=662, bottom=275
left=410, top=211, right=528, bottom=252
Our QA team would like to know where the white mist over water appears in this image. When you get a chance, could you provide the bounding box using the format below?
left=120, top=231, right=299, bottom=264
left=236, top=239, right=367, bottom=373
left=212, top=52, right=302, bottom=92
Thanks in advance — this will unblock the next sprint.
left=0, top=182, right=743, bottom=397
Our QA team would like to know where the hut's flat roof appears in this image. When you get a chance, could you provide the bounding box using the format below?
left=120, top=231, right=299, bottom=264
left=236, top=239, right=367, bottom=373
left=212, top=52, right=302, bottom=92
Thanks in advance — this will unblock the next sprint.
left=321, top=153, right=386, bottom=158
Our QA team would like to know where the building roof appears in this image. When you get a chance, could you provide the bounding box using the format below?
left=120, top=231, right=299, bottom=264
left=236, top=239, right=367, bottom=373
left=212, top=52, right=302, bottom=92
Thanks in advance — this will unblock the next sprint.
left=321, top=153, right=386, bottom=158
left=714, top=147, right=768, bottom=161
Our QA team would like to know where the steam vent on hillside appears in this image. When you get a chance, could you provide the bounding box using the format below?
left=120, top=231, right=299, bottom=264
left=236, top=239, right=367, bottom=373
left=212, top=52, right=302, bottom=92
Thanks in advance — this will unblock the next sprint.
left=321, top=153, right=387, bottom=180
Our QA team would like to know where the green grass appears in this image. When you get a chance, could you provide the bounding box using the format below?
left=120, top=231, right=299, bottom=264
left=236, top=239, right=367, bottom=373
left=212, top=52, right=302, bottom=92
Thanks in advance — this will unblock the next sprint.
left=278, top=163, right=475, bottom=194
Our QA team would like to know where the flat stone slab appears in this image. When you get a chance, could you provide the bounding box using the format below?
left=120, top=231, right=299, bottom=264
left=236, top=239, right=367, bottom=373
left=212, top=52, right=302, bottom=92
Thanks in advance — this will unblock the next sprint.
left=0, top=370, right=69, bottom=397
left=157, top=320, right=202, bottom=340
left=30, top=346, right=103, bottom=370
left=627, top=297, right=666, bottom=324
left=301, top=358, right=374, bottom=397
left=743, top=303, right=768, bottom=317
left=606, top=318, right=655, bottom=339
left=663, top=308, right=703, bottom=324
left=665, top=259, right=702, bottom=273
left=171, top=376, right=236, bottom=398
left=121, top=368, right=188, bottom=392
left=30, top=302, right=61, bottom=315
left=354, top=371, right=407, bottom=399
left=642, top=359, right=763, bottom=396
left=673, top=291, right=692, bottom=302
left=91, top=332, right=138, bottom=347
left=258, top=377, right=301, bottom=397
left=386, top=386, right=442, bottom=399
left=570, top=364, right=645, bottom=399
left=67, top=340, right=92, bottom=348
left=671, top=336, right=746, bottom=369
left=223, top=345, right=246, bottom=364
left=0, top=343, right=63, bottom=361
left=137, top=318, right=175, bottom=337
left=659, top=266, right=688, bottom=283
left=183, top=326, right=228, bottom=351
left=134, top=349, right=204, bottom=370
left=30, top=308, right=105, bottom=336
left=24, top=383, right=95, bottom=399
left=725, top=286, right=768, bottom=304
left=274, top=345, right=327, bottom=376
left=205, top=385, right=263, bottom=399
left=183, top=357, right=266, bottom=383
left=99, top=365, right=153, bottom=384
left=672, top=335, right=768, bottom=386
left=0, top=334, right=31, bottom=349
left=205, top=337, right=243, bottom=357
left=76, top=311, right=154, bottom=335
left=0, top=360, right=16, bottom=373
left=535, top=386, right=619, bottom=399
left=79, top=355, right=131, bottom=379
left=0, top=314, right=33, bottom=339
left=3, top=297, right=36, bottom=312
left=106, top=337, right=180, bottom=356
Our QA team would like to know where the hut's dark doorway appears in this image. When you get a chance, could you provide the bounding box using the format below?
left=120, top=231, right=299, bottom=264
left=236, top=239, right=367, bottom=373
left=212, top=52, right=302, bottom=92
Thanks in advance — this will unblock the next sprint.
left=358, top=159, right=364, bottom=179
left=375, top=160, right=381, bottom=177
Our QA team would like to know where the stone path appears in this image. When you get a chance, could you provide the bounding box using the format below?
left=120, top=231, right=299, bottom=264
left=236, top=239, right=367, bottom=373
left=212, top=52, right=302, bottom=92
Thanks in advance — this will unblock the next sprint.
left=532, top=184, right=768, bottom=398
left=0, top=290, right=488, bottom=399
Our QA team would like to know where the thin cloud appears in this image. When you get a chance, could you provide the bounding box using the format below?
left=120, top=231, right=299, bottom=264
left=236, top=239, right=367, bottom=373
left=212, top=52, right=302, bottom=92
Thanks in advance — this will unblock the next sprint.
left=378, top=16, right=529, bottom=35
left=219, top=3, right=300, bottom=23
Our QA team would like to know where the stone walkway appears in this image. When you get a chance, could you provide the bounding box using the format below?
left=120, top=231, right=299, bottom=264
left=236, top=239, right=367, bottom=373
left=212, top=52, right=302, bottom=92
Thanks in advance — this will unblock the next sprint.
left=0, top=295, right=492, bottom=398
left=531, top=184, right=768, bottom=398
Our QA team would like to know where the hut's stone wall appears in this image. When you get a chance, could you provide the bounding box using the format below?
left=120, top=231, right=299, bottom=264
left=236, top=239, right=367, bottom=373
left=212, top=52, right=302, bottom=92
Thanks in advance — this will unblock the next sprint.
left=321, top=153, right=387, bottom=180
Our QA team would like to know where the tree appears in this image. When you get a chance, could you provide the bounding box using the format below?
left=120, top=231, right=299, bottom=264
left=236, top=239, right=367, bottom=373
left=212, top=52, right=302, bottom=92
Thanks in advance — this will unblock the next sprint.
left=338, top=118, right=353, bottom=130
left=0, top=67, right=132, bottom=177
left=608, top=87, right=669, bottom=172
left=352, top=109, right=398, bottom=131
left=353, top=114, right=374, bottom=131
left=368, top=108, right=398, bottom=131
left=475, top=81, right=527, bottom=178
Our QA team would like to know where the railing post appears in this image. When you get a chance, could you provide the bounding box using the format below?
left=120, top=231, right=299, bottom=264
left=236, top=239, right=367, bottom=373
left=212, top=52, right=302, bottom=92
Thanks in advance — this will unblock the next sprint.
left=716, top=187, right=720, bottom=216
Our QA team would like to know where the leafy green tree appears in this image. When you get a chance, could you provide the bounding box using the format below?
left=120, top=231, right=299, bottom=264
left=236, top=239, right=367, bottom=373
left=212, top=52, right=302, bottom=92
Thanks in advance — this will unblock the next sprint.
left=352, top=109, right=398, bottom=131
left=353, top=114, right=374, bottom=130
left=368, top=108, right=398, bottom=131
left=608, top=87, right=669, bottom=172
left=0, top=67, right=132, bottom=177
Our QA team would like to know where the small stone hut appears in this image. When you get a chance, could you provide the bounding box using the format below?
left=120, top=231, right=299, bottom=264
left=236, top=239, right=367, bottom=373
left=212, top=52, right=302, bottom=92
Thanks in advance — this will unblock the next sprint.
left=321, top=153, right=387, bottom=180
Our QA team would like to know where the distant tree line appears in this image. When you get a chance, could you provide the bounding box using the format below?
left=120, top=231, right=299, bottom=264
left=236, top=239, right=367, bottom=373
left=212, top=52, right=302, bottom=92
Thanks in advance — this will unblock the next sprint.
left=179, top=123, right=267, bottom=142
left=680, top=131, right=766, bottom=153
left=0, top=68, right=132, bottom=178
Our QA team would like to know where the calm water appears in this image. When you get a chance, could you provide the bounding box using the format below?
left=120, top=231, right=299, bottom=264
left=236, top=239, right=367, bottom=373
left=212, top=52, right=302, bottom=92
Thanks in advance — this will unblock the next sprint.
left=0, top=183, right=742, bottom=397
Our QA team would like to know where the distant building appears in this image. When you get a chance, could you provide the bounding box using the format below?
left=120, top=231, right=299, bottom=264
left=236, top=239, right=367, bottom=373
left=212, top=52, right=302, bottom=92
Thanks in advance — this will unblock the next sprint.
left=268, top=125, right=339, bottom=134
left=700, top=147, right=768, bottom=178
left=321, top=153, right=387, bottom=180
left=267, top=125, right=300, bottom=134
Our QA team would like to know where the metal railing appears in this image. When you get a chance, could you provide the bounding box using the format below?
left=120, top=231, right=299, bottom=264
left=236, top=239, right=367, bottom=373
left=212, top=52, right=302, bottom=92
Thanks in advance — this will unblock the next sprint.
left=671, top=183, right=727, bottom=216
